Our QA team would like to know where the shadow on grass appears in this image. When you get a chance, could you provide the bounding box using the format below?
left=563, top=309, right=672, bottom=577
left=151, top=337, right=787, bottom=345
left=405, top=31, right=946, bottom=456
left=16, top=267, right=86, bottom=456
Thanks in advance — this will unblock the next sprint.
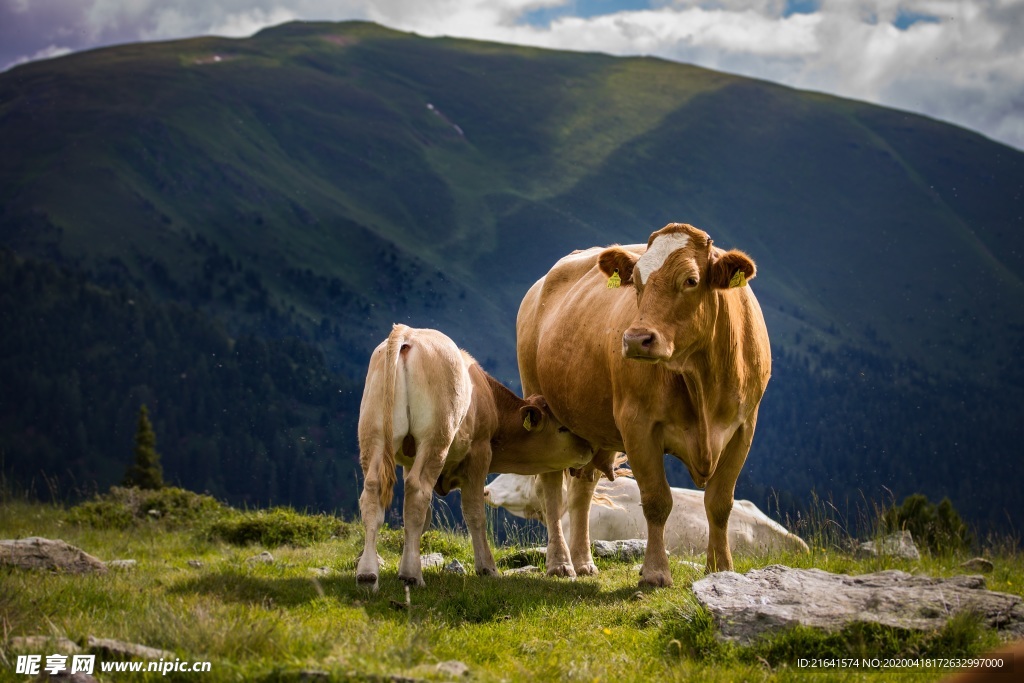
left=169, top=567, right=648, bottom=624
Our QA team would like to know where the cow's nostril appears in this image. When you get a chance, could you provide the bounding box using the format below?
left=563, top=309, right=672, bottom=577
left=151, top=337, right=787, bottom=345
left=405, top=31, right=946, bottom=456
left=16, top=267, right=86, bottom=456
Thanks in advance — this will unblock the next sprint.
left=623, top=330, right=657, bottom=356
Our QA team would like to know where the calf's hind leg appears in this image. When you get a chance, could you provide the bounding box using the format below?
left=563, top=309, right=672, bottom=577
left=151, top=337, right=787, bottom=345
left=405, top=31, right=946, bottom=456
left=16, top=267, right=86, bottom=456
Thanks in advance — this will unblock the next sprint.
left=356, top=441, right=387, bottom=591
left=398, top=438, right=449, bottom=586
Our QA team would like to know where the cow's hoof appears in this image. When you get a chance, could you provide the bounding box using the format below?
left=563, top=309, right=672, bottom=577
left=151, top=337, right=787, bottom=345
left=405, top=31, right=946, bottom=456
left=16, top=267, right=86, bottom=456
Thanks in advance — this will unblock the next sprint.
left=574, top=562, right=599, bottom=577
left=356, top=573, right=379, bottom=592
left=476, top=566, right=498, bottom=577
left=638, top=571, right=673, bottom=588
left=546, top=562, right=577, bottom=578
left=399, top=573, right=425, bottom=587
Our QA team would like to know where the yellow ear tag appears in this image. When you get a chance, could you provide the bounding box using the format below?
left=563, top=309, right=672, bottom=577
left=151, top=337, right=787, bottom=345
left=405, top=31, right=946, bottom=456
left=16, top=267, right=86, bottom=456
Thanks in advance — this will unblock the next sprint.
left=729, top=270, right=747, bottom=289
left=523, top=413, right=533, bottom=431
left=606, top=269, right=621, bottom=288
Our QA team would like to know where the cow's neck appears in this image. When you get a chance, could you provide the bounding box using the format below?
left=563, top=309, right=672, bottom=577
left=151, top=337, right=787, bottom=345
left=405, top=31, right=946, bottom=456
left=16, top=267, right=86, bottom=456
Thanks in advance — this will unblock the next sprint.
left=672, top=296, right=744, bottom=467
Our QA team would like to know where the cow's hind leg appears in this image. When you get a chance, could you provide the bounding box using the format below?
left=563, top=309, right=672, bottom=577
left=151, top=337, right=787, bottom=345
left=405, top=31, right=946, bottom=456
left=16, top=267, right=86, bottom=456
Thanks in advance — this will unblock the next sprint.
left=398, top=439, right=449, bottom=586
left=356, top=441, right=387, bottom=591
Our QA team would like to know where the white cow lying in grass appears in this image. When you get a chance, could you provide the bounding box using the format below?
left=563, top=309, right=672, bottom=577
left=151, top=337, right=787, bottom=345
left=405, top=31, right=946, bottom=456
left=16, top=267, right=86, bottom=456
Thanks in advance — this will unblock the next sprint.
left=484, top=471, right=809, bottom=556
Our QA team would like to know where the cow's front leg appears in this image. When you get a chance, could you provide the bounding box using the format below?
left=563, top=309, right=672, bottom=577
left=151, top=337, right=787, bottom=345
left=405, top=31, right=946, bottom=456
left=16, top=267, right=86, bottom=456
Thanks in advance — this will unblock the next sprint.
left=703, top=420, right=754, bottom=572
left=398, top=442, right=448, bottom=586
left=461, top=443, right=497, bottom=576
left=626, top=440, right=673, bottom=587
left=539, top=470, right=574, bottom=578
left=566, top=466, right=603, bottom=576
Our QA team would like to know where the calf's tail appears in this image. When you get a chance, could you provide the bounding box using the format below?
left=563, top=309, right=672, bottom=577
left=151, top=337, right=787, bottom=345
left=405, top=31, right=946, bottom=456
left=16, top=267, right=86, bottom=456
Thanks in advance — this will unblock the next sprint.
left=378, top=324, right=405, bottom=509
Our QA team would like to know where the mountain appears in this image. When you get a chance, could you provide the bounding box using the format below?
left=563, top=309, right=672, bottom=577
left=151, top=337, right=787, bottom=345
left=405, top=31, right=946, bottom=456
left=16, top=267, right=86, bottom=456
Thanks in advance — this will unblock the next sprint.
left=2, top=21, right=1022, bottom=530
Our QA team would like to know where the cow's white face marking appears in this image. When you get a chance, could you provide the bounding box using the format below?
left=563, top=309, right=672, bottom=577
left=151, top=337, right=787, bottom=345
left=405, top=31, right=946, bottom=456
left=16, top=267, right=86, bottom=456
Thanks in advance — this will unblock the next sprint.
left=635, top=233, right=690, bottom=284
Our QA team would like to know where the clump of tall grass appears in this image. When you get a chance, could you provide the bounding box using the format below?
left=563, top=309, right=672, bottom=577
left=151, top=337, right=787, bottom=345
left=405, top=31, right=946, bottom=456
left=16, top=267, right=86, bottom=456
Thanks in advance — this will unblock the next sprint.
left=66, top=486, right=228, bottom=530
left=880, top=494, right=973, bottom=555
left=206, top=507, right=350, bottom=547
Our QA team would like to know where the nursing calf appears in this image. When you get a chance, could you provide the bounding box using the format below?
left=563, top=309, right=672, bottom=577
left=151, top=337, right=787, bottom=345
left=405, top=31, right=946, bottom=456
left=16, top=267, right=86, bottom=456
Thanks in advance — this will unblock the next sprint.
left=356, top=324, right=592, bottom=590
left=485, top=472, right=809, bottom=556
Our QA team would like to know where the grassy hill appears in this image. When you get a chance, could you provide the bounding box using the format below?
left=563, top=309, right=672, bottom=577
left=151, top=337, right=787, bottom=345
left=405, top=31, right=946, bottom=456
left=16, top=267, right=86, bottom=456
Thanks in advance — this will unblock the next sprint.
left=1, top=21, right=1023, bottom=528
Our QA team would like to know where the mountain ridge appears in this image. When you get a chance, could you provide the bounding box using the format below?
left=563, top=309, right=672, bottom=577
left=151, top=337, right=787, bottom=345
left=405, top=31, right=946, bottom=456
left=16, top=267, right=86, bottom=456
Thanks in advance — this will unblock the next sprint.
left=2, top=20, right=1022, bottom=529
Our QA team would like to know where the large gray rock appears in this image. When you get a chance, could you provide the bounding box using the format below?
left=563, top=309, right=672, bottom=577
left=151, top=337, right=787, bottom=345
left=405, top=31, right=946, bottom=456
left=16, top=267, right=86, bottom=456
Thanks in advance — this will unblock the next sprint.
left=0, top=538, right=108, bottom=574
left=692, top=565, right=1024, bottom=645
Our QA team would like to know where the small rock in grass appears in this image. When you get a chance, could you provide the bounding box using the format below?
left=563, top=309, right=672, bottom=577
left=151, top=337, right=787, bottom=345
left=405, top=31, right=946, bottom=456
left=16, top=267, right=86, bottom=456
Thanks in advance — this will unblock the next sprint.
left=504, top=565, right=540, bottom=575
left=856, top=530, right=920, bottom=561
left=86, top=636, right=175, bottom=661
left=593, top=539, right=647, bottom=561
left=32, top=670, right=99, bottom=682
left=960, top=557, right=994, bottom=573
left=444, top=559, right=466, bottom=575
left=436, top=660, right=471, bottom=678
left=10, top=636, right=81, bottom=653
left=0, top=537, right=108, bottom=574
left=107, top=559, right=136, bottom=570
left=187, top=560, right=204, bottom=569
left=247, top=551, right=274, bottom=564
left=421, top=553, right=444, bottom=569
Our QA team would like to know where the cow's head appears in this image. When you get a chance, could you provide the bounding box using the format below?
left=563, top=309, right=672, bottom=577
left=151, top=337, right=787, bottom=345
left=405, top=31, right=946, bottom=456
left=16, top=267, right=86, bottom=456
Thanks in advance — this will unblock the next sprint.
left=483, top=473, right=545, bottom=520
left=598, top=223, right=756, bottom=365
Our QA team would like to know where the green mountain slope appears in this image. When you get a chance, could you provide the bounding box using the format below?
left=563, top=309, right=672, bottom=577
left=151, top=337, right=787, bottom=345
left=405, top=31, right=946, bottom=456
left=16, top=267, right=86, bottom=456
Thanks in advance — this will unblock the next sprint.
left=2, top=21, right=1022, bottom=528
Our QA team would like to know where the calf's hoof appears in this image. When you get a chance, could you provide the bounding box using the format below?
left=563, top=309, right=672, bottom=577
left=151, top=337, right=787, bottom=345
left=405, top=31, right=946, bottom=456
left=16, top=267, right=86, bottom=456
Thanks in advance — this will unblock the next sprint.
left=546, top=562, right=577, bottom=579
left=574, top=562, right=599, bottom=577
left=399, top=573, right=426, bottom=587
left=476, top=566, right=498, bottom=577
left=356, top=573, right=379, bottom=592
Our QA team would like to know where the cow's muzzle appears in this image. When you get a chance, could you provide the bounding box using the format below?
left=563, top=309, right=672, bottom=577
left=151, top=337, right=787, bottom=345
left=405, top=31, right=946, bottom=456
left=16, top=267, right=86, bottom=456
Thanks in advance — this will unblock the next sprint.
left=622, top=328, right=671, bottom=361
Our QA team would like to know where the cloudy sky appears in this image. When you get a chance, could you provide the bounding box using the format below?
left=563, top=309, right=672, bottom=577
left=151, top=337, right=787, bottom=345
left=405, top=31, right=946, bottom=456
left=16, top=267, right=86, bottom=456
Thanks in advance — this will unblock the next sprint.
left=2, top=0, right=1022, bottom=151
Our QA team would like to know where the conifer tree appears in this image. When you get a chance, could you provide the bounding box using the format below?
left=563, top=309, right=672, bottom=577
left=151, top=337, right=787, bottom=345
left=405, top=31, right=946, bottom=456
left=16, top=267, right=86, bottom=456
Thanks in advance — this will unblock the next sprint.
left=122, top=404, right=164, bottom=489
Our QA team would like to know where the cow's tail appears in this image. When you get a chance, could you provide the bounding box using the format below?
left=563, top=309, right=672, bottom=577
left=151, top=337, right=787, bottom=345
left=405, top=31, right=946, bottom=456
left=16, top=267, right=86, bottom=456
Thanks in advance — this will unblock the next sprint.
left=378, top=324, right=406, bottom=510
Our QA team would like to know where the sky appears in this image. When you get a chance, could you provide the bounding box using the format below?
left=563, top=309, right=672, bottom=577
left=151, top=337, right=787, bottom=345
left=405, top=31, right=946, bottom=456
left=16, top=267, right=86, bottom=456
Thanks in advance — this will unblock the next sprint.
left=2, top=0, right=1022, bottom=152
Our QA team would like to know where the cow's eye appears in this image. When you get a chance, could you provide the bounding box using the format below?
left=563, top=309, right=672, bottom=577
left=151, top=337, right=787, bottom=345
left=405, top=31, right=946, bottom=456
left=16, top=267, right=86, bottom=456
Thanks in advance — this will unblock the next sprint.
left=684, top=277, right=699, bottom=288
left=558, top=426, right=570, bottom=433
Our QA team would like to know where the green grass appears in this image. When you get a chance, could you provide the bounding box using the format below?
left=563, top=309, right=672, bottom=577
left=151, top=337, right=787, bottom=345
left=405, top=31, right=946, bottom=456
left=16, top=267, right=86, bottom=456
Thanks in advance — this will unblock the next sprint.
left=2, top=498, right=1021, bottom=682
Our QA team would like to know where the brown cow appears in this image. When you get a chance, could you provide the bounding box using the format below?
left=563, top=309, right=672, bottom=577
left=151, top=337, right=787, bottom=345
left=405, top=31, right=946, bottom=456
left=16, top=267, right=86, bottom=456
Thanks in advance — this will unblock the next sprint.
left=517, top=223, right=771, bottom=586
left=356, top=324, right=592, bottom=590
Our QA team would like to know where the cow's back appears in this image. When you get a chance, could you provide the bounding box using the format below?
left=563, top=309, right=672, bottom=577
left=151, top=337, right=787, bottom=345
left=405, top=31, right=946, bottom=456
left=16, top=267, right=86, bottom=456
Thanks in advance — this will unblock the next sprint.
left=517, top=246, right=646, bottom=450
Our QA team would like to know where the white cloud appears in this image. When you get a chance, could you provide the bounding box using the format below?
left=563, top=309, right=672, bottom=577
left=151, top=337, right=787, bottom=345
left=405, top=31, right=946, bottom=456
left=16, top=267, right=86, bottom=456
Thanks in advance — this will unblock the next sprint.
left=1, top=0, right=1021, bottom=151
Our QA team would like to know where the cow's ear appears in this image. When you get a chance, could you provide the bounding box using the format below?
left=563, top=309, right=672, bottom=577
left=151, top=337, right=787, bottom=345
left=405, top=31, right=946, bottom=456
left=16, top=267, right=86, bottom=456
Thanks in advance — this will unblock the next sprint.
left=520, top=404, right=545, bottom=432
left=708, top=249, right=756, bottom=289
left=598, top=247, right=638, bottom=286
